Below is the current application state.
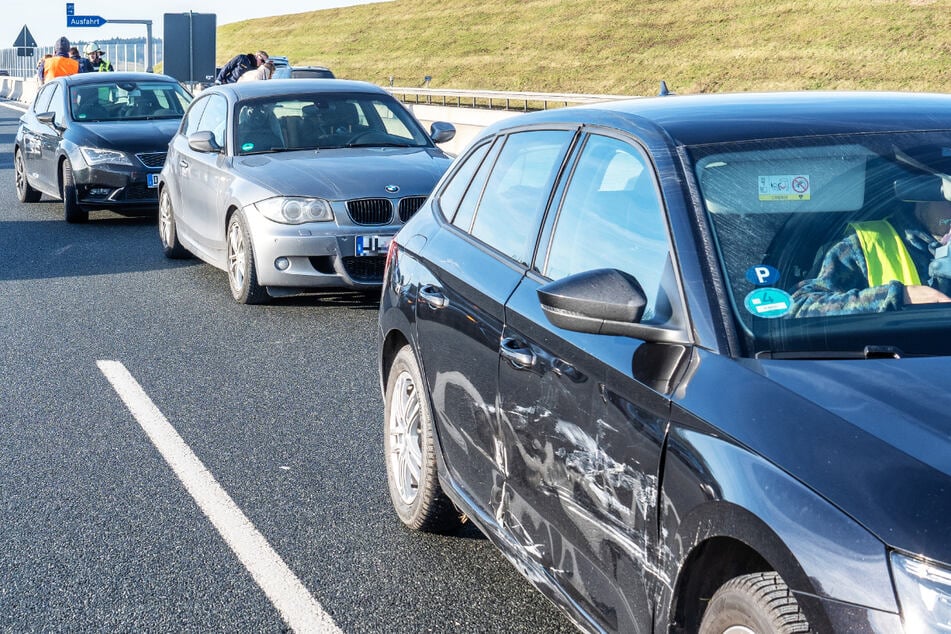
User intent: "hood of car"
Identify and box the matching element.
[232,147,452,199]
[734,355,951,562]
[69,120,181,154]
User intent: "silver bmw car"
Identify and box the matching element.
[158,79,455,303]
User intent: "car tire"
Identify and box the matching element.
[699,572,811,634]
[226,211,269,304]
[158,188,189,259]
[384,345,463,533]
[14,148,41,203]
[61,159,88,224]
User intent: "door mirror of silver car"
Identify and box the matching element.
[36,111,55,125]
[187,130,222,153]
[537,268,689,344]
[430,121,456,144]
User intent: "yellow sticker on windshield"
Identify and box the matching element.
[758,174,811,201]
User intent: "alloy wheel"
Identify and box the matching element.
[387,369,423,505]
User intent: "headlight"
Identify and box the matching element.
[253,197,334,224]
[79,147,133,166]
[892,552,951,632]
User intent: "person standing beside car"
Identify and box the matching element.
[43,36,79,81]
[237,59,275,82]
[215,51,268,84]
[80,43,113,72]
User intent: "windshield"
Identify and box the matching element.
[234,92,432,154]
[69,81,192,122]
[691,131,951,358]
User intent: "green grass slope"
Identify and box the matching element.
[216,0,951,95]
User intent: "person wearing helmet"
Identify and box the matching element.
[80,43,113,73]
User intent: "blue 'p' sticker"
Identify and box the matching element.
[746,264,779,285]
[744,288,792,319]
[241,142,254,152]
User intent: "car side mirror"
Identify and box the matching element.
[36,111,56,125]
[537,268,688,344]
[430,121,455,144]
[187,130,222,153]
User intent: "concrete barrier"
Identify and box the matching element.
[406,103,517,155]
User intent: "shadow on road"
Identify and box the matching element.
[0,215,199,282]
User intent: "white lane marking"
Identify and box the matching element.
[97,360,341,634]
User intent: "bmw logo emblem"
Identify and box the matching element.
[385,184,400,193]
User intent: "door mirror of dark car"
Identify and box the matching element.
[537,268,689,344]
[187,130,222,153]
[430,121,456,144]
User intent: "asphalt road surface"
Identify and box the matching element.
[0,101,576,633]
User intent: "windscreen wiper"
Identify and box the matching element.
[757,345,903,360]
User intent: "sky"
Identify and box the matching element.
[5,0,385,49]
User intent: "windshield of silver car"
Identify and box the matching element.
[234,93,432,154]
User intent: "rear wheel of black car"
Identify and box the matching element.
[700,572,811,634]
[61,159,88,224]
[226,211,268,304]
[384,346,463,533]
[158,188,189,259]
[14,148,41,203]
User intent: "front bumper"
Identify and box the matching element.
[74,162,161,212]
[244,211,397,289]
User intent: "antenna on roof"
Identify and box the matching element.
[658,80,675,96]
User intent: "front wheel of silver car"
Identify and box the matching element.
[226,211,269,304]
[61,159,88,224]
[14,148,41,203]
[158,188,189,259]
[699,572,812,634]
[384,346,463,533]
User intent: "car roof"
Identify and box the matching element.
[206,78,385,100]
[487,91,951,146]
[57,71,181,86]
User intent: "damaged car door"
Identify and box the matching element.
[497,131,680,633]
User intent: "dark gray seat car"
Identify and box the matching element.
[378,91,951,633]
[14,71,192,222]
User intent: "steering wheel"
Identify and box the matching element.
[347,130,393,146]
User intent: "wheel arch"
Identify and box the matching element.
[659,424,898,632]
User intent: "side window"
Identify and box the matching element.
[437,141,492,224]
[469,130,573,264]
[33,83,56,114]
[544,134,670,320]
[182,97,210,137]
[196,95,228,149]
[49,85,67,127]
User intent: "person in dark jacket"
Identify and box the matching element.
[43,36,79,81]
[215,51,268,84]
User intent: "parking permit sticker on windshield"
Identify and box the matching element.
[744,287,792,318]
[241,143,254,152]
[759,174,811,201]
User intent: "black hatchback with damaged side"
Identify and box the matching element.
[378,91,951,633]
[14,71,192,223]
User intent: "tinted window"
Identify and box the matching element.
[182,96,210,137]
[469,130,573,264]
[438,142,491,224]
[545,134,670,320]
[197,95,228,149]
[68,81,191,122]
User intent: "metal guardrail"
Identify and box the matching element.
[388,86,637,111]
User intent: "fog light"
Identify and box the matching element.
[275,257,290,271]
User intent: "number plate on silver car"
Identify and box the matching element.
[355,235,392,256]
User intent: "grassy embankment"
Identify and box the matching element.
[216,0,951,96]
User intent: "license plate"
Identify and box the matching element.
[355,235,392,256]
[147,173,160,188]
